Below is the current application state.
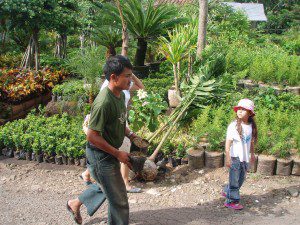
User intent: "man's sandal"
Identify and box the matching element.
[66,201,83,224]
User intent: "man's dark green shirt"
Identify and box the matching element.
[88,87,127,149]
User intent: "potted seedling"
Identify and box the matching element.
[175,143,186,166]
[66,145,75,165]
[187,145,205,170]
[205,123,224,169]
[275,143,293,176]
[272,131,293,176]
[55,143,64,165]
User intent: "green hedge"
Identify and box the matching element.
[225,45,300,85]
[190,90,300,157]
[0,112,86,158]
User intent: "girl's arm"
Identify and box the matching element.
[225,139,233,168]
[250,140,255,164]
[130,73,145,91]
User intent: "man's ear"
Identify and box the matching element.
[110,73,117,81]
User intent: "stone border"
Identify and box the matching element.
[0,92,52,125]
[238,79,300,95]
[1,147,299,176]
[185,146,299,176]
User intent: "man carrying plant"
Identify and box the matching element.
[67,55,138,225]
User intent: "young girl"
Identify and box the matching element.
[223,98,257,210]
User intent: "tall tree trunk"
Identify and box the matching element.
[32,29,40,71]
[21,29,40,70]
[173,64,181,97]
[55,34,61,58]
[80,34,85,50]
[106,45,117,58]
[21,36,33,69]
[55,33,67,59]
[1,31,6,52]
[115,0,129,56]
[196,0,208,59]
[0,18,6,51]
[134,38,147,66]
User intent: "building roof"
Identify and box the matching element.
[154,1,267,22]
[223,2,267,21]
[155,0,195,5]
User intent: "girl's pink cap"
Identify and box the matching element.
[233,99,255,116]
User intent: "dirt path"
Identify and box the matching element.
[1,156,300,225]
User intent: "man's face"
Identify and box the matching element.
[111,67,132,91]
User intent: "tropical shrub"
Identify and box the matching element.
[66,46,105,103]
[0,68,67,103]
[40,54,67,70]
[129,90,168,132]
[52,79,88,102]
[0,53,23,68]
[142,77,173,102]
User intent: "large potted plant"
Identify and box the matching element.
[256,111,277,175]
[159,24,197,106]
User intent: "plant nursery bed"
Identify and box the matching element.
[0,91,52,125]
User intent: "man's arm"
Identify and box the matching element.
[87,129,132,168]
[125,126,138,141]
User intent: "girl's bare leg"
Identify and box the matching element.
[121,163,131,190]
[81,168,91,182]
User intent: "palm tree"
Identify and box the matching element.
[159,24,197,96]
[92,26,122,58]
[104,0,184,66]
[196,0,208,58]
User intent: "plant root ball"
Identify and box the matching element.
[141,159,158,181]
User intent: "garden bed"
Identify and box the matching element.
[0,91,52,125]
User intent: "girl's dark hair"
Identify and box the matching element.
[103,55,133,81]
[236,116,258,144]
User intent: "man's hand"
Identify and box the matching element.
[116,151,132,169]
[129,132,138,142]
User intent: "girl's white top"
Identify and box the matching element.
[101,79,131,107]
[226,121,252,162]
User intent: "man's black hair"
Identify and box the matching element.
[103,55,133,81]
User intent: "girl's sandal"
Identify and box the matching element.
[66,201,83,224]
[79,174,93,186]
[224,202,244,210]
